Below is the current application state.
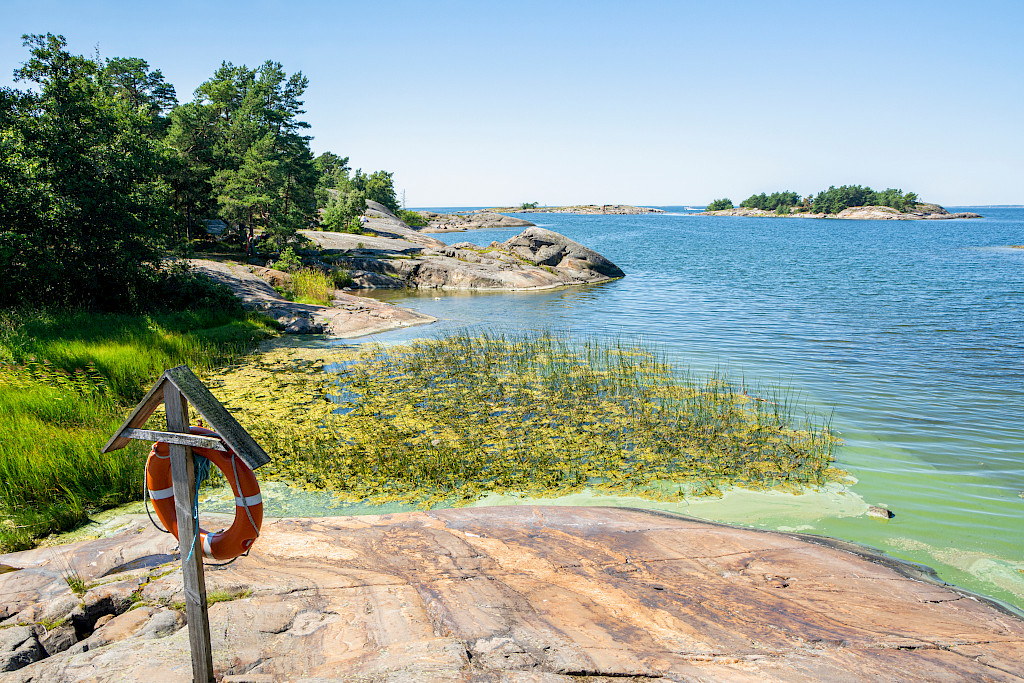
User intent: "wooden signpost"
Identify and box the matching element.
[102,366,269,683]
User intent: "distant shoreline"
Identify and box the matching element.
[491,204,665,215]
[701,204,982,221]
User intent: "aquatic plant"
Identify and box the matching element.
[206,332,843,508]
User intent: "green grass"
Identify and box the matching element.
[0,309,277,551]
[206,331,843,508]
[290,268,335,306]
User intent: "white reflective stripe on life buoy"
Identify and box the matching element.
[202,532,214,559]
[234,493,263,507]
[148,487,175,500]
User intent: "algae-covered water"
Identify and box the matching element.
[344,206,1024,611]
[194,207,1024,612]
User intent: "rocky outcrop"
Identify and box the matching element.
[701,207,794,218]
[502,226,625,279]
[1,507,1021,681]
[188,259,435,336]
[835,205,982,220]
[302,208,626,291]
[420,210,534,233]
[703,204,982,220]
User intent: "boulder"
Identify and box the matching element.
[39,624,77,657]
[248,266,291,288]
[0,626,43,672]
[349,270,406,289]
[500,227,625,279]
[283,317,322,335]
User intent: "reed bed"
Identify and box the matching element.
[208,331,843,508]
[0,309,276,550]
[289,268,335,306]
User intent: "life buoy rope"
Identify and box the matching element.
[145,426,263,561]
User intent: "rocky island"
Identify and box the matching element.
[703,203,982,220]
[492,204,665,215]
[702,186,981,220]
[419,210,535,233]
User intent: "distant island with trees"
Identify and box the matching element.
[705,185,981,220]
[493,204,665,215]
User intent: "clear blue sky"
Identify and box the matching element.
[3,0,1022,206]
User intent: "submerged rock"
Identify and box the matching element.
[867,505,894,519]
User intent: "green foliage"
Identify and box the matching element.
[310,149,403,231]
[352,169,400,214]
[313,151,350,208]
[870,187,919,212]
[706,198,734,211]
[320,190,366,231]
[740,191,800,212]
[180,60,317,247]
[100,56,176,127]
[720,186,922,215]
[0,308,275,550]
[153,263,246,313]
[270,246,302,272]
[397,209,427,227]
[520,202,539,209]
[1,34,170,310]
[206,588,252,605]
[289,268,335,305]
[331,268,354,289]
[811,185,919,214]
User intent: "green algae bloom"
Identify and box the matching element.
[205,332,844,507]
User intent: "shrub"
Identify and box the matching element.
[152,265,244,314]
[332,269,354,289]
[397,209,427,227]
[706,198,734,211]
[271,246,302,272]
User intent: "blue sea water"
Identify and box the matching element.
[356,206,1024,610]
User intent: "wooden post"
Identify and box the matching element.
[164,382,215,682]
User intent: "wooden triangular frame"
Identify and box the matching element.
[102,365,270,470]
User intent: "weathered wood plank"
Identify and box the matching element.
[122,428,227,451]
[165,384,215,683]
[101,377,168,453]
[164,365,270,470]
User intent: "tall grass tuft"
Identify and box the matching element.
[0,309,277,551]
[290,268,335,306]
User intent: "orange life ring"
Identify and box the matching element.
[145,426,263,561]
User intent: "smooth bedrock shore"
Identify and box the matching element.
[1,506,1021,681]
